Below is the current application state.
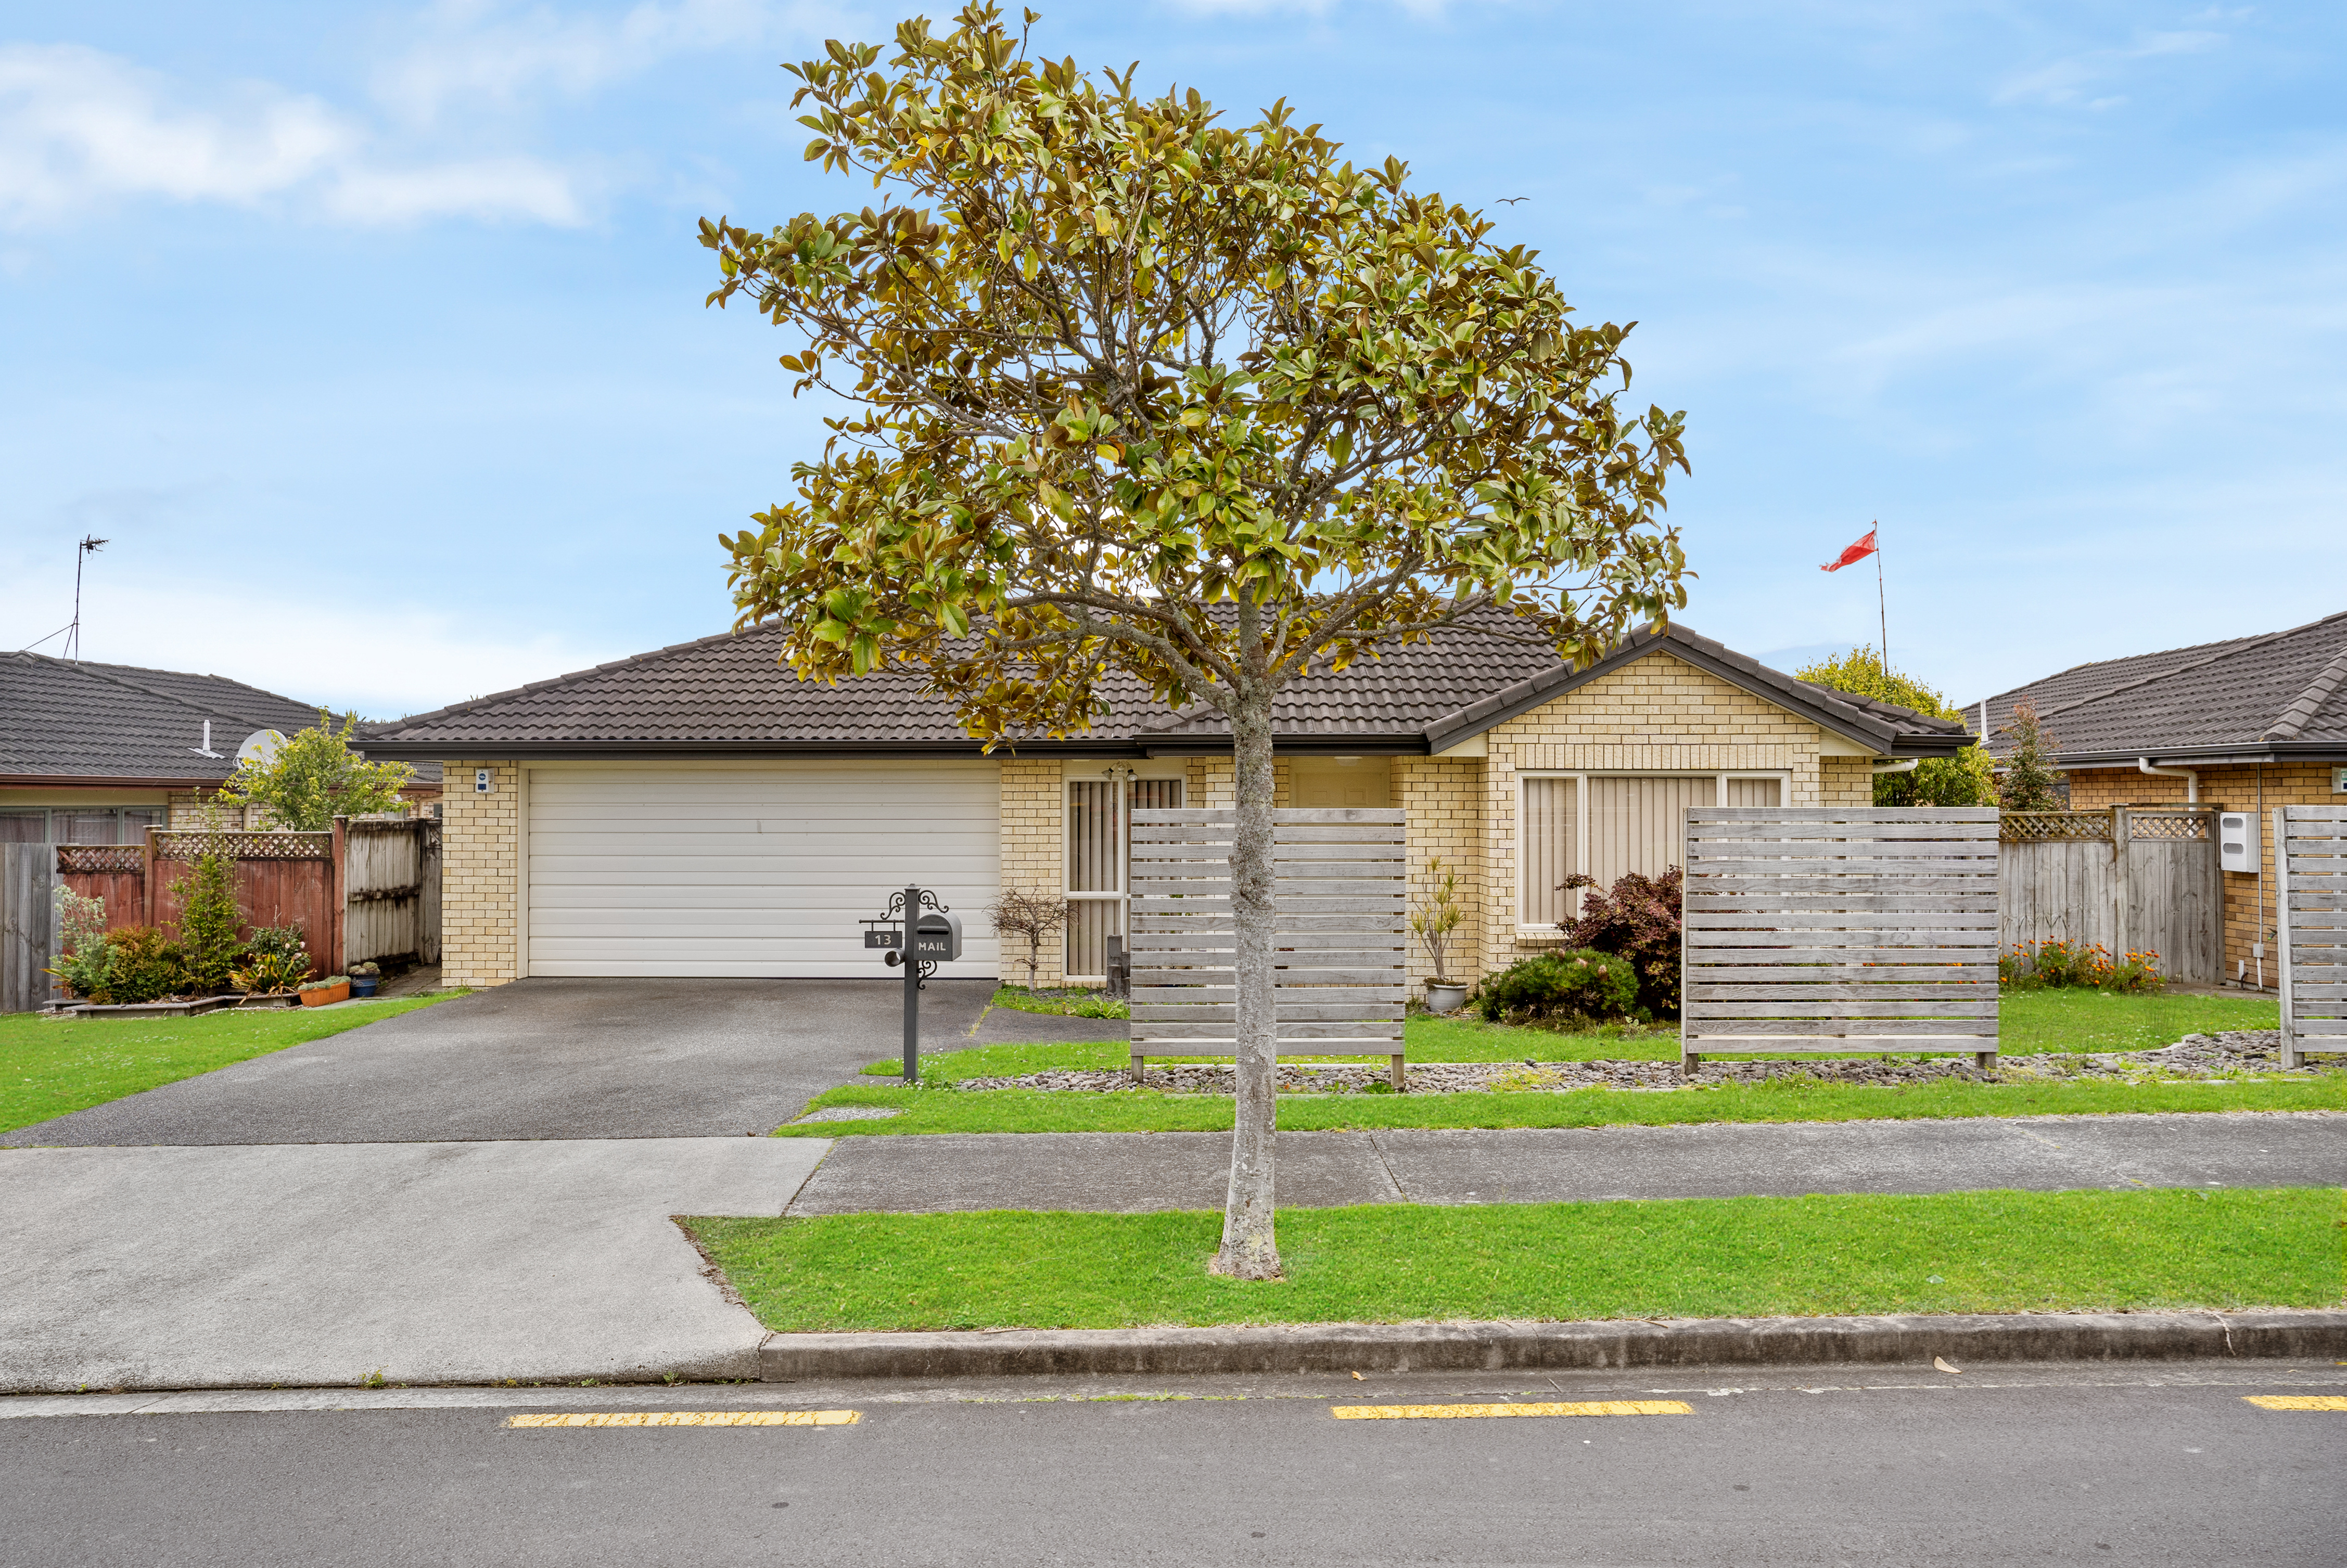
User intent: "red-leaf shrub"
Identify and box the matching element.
[1557,867,1683,1018]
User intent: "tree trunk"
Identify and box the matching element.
[1213,661,1282,1280]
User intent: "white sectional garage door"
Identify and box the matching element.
[526,762,1000,979]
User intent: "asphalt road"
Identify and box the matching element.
[1,978,1002,1145]
[4,1361,2340,1566]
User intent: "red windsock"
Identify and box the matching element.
[1820,527,1877,572]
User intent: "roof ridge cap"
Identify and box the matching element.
[2265,639,2347,741]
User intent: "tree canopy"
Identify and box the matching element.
[1795,646,1995,808]
[703,4,1689,735]
[219,712,415,831]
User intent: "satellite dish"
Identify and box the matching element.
[236,730,287,767]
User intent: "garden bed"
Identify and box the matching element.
[53,995,241,1020]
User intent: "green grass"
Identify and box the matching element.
[0,994,464,1133]
[1997,987,2281,1054]
[683,1186,2342,1332]
[988,985,1129,1019]
[784,1071,2347,1137]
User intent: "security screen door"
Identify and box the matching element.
[1065,775,1186,983]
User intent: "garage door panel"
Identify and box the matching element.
[527,763,999,978]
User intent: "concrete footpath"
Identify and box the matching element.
[784,1111,2347,1215]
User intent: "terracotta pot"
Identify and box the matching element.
[299,981,351,1008]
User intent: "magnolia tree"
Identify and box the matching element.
[703,5,1690,1279]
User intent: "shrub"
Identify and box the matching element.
[170,844,248,995]
[2000,940,2164,994]
[1998,700,2067,813]
[1557,867,1683,1017]
[46,886,115,1001]
[1475,948,1641,1025]
[101,926,192,1005]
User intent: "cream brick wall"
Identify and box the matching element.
[440,760,519,987]
[996,754,1064,987]
[1477,650,1851,973]
[1397,755,1485,988]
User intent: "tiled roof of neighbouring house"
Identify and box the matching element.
[360,612,1973,759]
[0,652,442,785]
[1972,610,2347,765]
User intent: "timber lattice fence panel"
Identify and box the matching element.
[1682,807,2001,1070]
[1127,807,1408,1086]
[2275,806,2347,1069]
[1998,807,2220,984]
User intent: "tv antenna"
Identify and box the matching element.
[63,535,107,661]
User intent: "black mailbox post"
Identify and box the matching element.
[866,885,952,1083]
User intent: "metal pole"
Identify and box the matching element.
[903,883,922,1084]
[1874,521,1887,674]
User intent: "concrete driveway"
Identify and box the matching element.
[1,978,998,1146]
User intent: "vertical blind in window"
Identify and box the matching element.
[1064,777,1187,981]
[1521,774,1784,925]
[1519,776,1578,927]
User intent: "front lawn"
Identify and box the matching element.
[684,1186,2337,1333]
[783,1072,2346,1137]
[0,994,464,1133]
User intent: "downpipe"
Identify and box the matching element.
[2138,756,2199,803]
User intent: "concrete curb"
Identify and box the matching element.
[758,1309,2347,1380]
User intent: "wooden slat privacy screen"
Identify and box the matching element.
[1681,807,2001,1069]
[1127,807,1408,1084]
[2275,806,2347,1069]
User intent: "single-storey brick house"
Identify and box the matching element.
[1,651,441,844]
[1977,609,2347,989]
[361,619,1969,991]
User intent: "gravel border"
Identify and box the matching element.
[957,1031,2337,1095]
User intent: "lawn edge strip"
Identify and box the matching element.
[756,1308,2347,1381]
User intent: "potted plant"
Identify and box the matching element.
[299,975,351,1008]
[1411,856,1470,1013]
[347,960,382,998]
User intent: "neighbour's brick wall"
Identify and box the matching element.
[1477,649,1846,974]
[440,760,519,988]
[1397,755,1486,989]
[2059,762,2345,989]
[995,754,1064,988]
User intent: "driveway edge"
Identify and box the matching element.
[758,1308,2347,1380]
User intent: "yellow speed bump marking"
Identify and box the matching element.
[506,1410,859,1429]
[1332,1400,1692,1421]
[2242,1396,2347,1412]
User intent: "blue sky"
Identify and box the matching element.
[3,1,2340,721]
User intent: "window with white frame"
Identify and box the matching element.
[1517,772,1784,928]
[1064,773,1187,982]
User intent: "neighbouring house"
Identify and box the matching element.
[1976,609,2347,988]
[0,651,443,845]
[359,616,1969,992]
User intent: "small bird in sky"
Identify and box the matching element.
[1497,196,1527,205]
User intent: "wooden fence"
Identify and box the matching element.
[3,817,447,1009]
[345,816,442,967]
[1681,806,2002,1070]
[1,842,59,1013]
[1997,807,2221,983]
[1127,807,1409,1086]
[2275,805,2347,1069]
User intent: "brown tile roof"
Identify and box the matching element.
[1973,610,2347,765]
[0,652,440,785]
[362,614,1971,759]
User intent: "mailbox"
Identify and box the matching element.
[911,910,962,962]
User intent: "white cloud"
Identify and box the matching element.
[1994,28,2225,108]
[374,0,861,123]
[0,42,587,228]
[8,571,630,718]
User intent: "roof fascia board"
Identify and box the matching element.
[2058,745,2347,768]
[0,772,226,789]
